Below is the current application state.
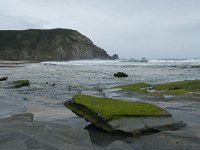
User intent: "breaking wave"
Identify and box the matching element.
[42,58,200,66]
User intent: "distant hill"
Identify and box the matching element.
[0,28,118,61]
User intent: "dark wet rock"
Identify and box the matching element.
[0,76,8,81]
[0,113,93,150]
[114,72,128,78]
[13,80,30,88]
[65,94,184,135]
[51,83,56,86]
[23,98,28,100]
[111,54,119,60]
[191,65,200,68]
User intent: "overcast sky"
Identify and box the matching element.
[0,0,200,59]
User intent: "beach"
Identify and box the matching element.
[0,59,200,149]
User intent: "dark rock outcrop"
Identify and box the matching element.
[0,76,8,81]
[0,28,118,61]
[114,72,128,78]
[111,54,119,60]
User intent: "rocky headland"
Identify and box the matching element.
[0,28,118,61]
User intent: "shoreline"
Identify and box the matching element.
[0,60,39,64]
[0,61,40,67]
[0,61,200,149]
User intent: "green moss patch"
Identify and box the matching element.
[152,80,200,94]
[114,82,151,93]
[114,80,200,95]
[13,80,30,88]
[71,94,170,120]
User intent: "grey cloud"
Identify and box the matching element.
[0,14,47,29]
[0,0,200,58]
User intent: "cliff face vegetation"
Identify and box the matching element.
[0,28,118,61]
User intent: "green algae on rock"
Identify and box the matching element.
[65,94,184,134]
[65,94,178,133]
[13,80,30,88]
[71,94,171,120]
[152,80,200,94]
[114,82,151,94]
[114,80,200,95]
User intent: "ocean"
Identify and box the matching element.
[41,58,200,85]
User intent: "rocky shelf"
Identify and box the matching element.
[65,94,186,134]
[114,80,200,96]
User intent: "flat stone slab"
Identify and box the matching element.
[108,116,175,133]
[114,80,200,96]
[65,94,185,134]
[0,113,93,150]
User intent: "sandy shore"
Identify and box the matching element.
[0,60,36,64]
[0,60,39,67]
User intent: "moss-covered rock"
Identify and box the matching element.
[64,94,182,134]
[13,80,30,88]
[114,82,151,93]
[152,80,200,94]
[72,94,170,120]
[114,72,128,78]
[114,80,200,96]
[0,76,8,81]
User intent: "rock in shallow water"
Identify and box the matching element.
[114,80,200,96]
[114,72,128,78]
[65,94,185,135]
[0,76,8,81]
[13,80,30,88]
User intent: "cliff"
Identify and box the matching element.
[0,28,118,61]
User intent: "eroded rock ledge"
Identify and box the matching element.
[114,80,200,96]
[65,94,186,135]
